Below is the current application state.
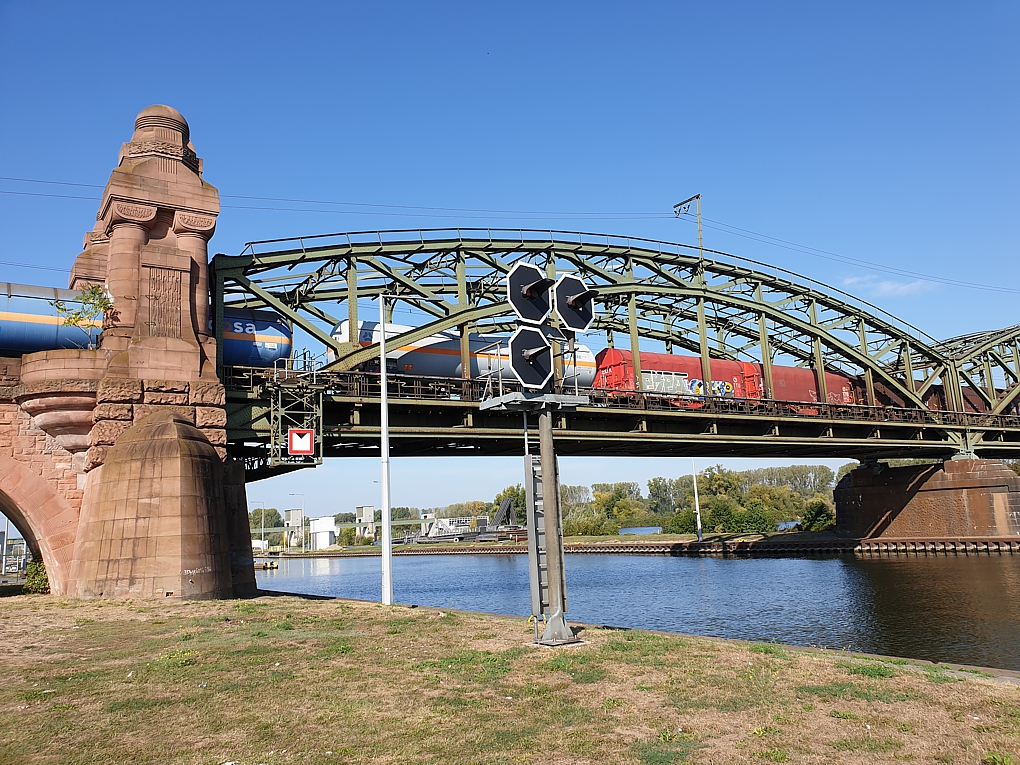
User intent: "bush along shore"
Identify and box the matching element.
[1,594,1018,764]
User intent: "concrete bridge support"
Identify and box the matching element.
[0,105,254,598]
[835,459,1020,538]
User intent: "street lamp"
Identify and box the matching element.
[376,293,445,607]
[378,295,395,606]
[289,493,305,553]
[691,457,704,542]
[251,501,265,553]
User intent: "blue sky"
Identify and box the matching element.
[1,2,1018,525]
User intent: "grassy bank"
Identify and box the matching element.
[1,595,1017,764]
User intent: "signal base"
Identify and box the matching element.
[478,392,589,412]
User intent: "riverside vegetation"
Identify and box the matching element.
[252,464,851,546]
[1,593,1018,764]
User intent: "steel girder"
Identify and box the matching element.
[933,325,1020,415]
[211,228,983,414]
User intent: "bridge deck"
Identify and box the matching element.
[223,367,1020,477]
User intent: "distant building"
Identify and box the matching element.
[356,505,376,539]
[309,516,338,550]
[283,508,304,549]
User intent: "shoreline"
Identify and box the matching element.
[257,588,1020,680]
[258,534,1020,559]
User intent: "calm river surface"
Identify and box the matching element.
[256,553,1020,670]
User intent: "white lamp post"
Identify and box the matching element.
[376,293,445,607]
[692,457,703,542]
[378,296,394,606]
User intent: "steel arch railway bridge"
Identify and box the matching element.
[8,105,1017,601]
[210,228,1020,478]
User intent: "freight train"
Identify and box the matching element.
[219,309,292,367]
[0,282,292,367]
[594,347,858,405]
[590,347,1005,414]
[6,278,989,415]
[330,320,598,386]
[0,283,102,354]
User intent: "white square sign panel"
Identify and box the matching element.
[287,428,315,456]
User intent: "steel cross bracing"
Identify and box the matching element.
[210,229,1020,474]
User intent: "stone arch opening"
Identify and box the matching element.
[0,502,40,569]
[0,455,79,595]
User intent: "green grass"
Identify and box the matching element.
[749,643,790,659]
[540,652,607,683]
[754,748,790,762]
[631,737,700,764]
[835,659,897,678]
[796,680,917,703]
[831,735,904,753]
[0,594,1011,765]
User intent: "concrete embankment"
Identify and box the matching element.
[266,535,1020,560]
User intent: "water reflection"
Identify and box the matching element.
[257,553,1020,670]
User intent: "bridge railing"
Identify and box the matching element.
[223,366,1020,431]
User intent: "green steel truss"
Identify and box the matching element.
[210,229,1020,469]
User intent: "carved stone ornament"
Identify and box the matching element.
[83,230,110,247]
[173,210,217,235]
[125,140,200,172]
[110,201,158,226]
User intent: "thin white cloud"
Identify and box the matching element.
[842,275,935,298]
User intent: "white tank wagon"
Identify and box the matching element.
[330,320,597,387]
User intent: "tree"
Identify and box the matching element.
[491,484,527,523]
[334,512,356,524]
[835,462,859,485]
[51,283,112,347]
[664,509,697,534]
[591,482,642,500]
[736,465,835,496]
[742,484,804,522]
[647,476,683,515]
[706,496,742,533]
[701,466,743,500]
[561,485,592,515]
[563,501,620,536]
[800,498,835,531]
[24,558,50,594]
[741,503,778,534]
[339,528,357,546]
[249,507,283,546]
[435,500,487,518]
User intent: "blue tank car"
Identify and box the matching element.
[0,282,102,354]
[220,309,293,367]
[0,283,292,367]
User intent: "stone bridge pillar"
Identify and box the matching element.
[0,106,254,598]
[835,458,1020,538]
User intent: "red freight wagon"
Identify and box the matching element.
[593,348,857,405]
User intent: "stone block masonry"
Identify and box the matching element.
[0,105,254,599]
[835,459,1020,538]
[87,379,225,471]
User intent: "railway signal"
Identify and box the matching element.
[509,325,554,390]
[506,262,554,326]
[552,274,597,333]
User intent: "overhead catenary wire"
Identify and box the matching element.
[2,174,1018,294]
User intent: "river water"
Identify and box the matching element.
[256,553,1020,671]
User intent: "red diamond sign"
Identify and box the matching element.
[287,428,315,456]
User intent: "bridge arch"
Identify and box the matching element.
[213,229,988,414]
[0,454,79,594]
